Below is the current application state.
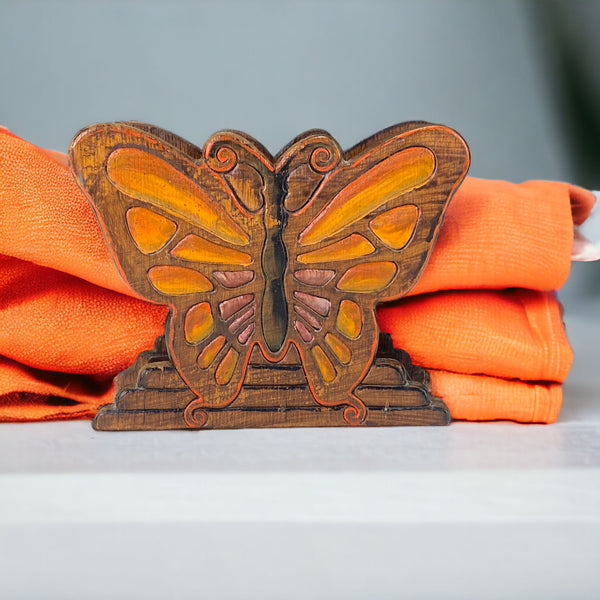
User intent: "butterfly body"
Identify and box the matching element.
[259,174,288,354]
[70,121,469,427]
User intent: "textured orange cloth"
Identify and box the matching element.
[377,290,571,423]
[0,128,595,423]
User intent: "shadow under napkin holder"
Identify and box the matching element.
[69,121,470,430]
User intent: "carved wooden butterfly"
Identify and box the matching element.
[69,121,469,426]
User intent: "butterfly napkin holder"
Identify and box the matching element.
[69,121,470,430]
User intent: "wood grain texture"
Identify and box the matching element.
[69,121,470,431]
[93,334,450,430]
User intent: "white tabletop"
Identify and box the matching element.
[1,308,599,600]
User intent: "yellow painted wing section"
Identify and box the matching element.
[369,204,419,250]
[336,262,398,292]
[184,302,214,344]
[148,266,214,295]
[126,207,177,254]
[171,234,252,265]
[335,300,362,339]
[297,234,374,263]
[107,148,250,246]
[299,147,434,246]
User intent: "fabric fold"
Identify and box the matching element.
[0,129,131,296]
[0,355,114,421]
[0,255,167,376]
[429,370,563,424]
[412,177,593,295]
[377,289,573,383]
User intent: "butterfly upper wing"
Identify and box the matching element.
[279,123,470,423]
[69,122,271,410]
[286,123,469,301]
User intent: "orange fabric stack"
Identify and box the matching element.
[0,127,595,423]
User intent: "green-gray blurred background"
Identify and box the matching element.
[1,0,599,298]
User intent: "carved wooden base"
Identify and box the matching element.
[93,334,450,430]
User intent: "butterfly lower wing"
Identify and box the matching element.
[69,123,268,408]
[281,123,470,423]
[168,294,259,427]
[288,288,379,424]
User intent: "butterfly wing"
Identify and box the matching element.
[69,123,272,416]
[279,122,470,423]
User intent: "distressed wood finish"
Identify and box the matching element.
[69,121,470,431]
[94,333,450,430]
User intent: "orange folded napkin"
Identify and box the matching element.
[378,289,571,423]
[0,127,595,423]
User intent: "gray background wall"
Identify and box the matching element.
[1,0,599,297]
[0,0,578,179]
